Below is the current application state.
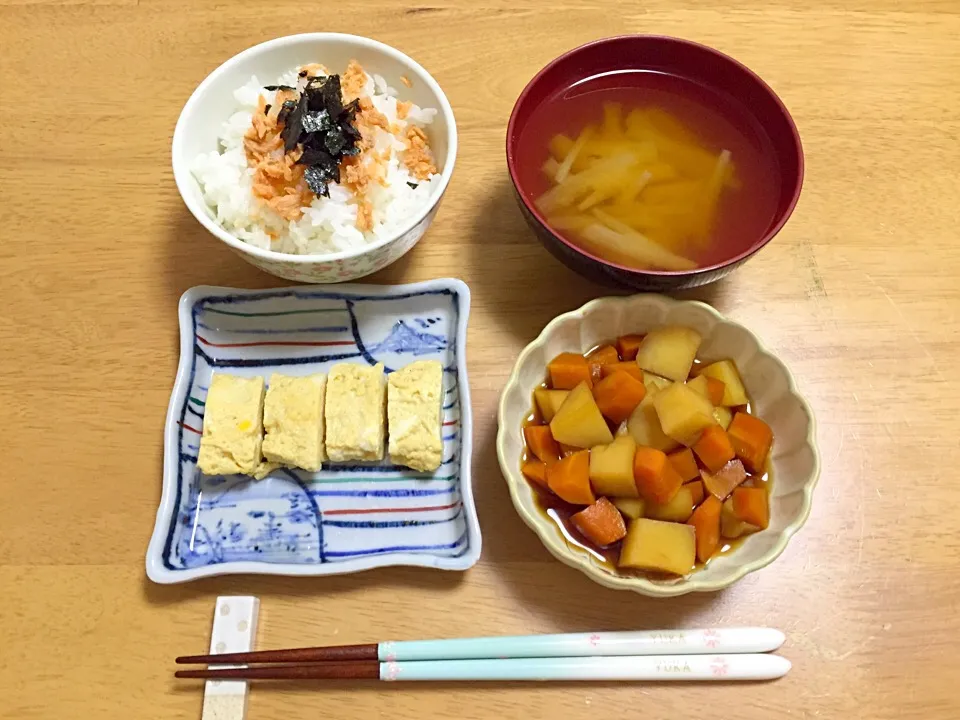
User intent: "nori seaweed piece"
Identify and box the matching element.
[305,76,330,112]
[321,75,344,118]
[301,110,331,134]
[276,99,297,126]
[297,146,335,168]
[304,165,330,197]
[263,104,271,116]
[341,98,361,119]
[342,122,362,142]
[323,129,347,156]
[273,73,361,196]
[263,84,295,91]
[281,93,308,152]
[407,182,418,189]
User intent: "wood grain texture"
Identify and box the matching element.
[2,1,960,718]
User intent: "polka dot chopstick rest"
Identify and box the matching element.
[201,597,260,720]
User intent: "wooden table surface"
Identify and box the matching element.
[3,1,960,718]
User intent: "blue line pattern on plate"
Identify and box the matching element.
[196,321,351,335]
[161,286,467,572]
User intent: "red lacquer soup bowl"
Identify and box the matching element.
[506,36,804,291]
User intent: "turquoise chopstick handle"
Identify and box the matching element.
[377,628,784,661]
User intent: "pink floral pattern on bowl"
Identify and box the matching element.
[233,206,438,283]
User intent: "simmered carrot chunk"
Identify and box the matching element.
[600,361,644,381]
[616,334,645,361]
[732,486,769,529]
[633,446,683,504]
[548,352,592,390]
[727,412,773,472]
[523,425,560,465]
[692,425,736,473]
[688,495,722,563]
[546,450,595,505]
[521,459,548,487]
[686,479,705,506]
[587,345,620,365]
[703,376,726,406]
[592,371,647,424]
[572,496,628,546]
[667,448,699,482]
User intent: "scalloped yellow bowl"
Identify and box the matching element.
[496,295,820,597]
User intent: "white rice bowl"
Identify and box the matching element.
[190,66,442,256]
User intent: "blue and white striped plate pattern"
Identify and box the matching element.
[146,279,479,583]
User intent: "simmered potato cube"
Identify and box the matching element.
[643,372,672,395]
[652,382,716,445]
[534,388,569,423]
[698,360,749,406]
[634,326,702,382]
[613,497,646,519]
[645,484,696,522]
[713,405,733,430]
[589,435,639,497]
[549,382,614,448]
[619,518,696,575]
[626,397,679,452]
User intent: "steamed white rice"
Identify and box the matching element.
[191,67,442,255]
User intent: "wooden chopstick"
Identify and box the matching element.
[176,662,379,681]
[176,627,784,666]
[176,643,377,665]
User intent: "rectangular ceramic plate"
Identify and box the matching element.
[146,279,479,583]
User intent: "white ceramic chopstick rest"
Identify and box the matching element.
[202,596,260,720]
